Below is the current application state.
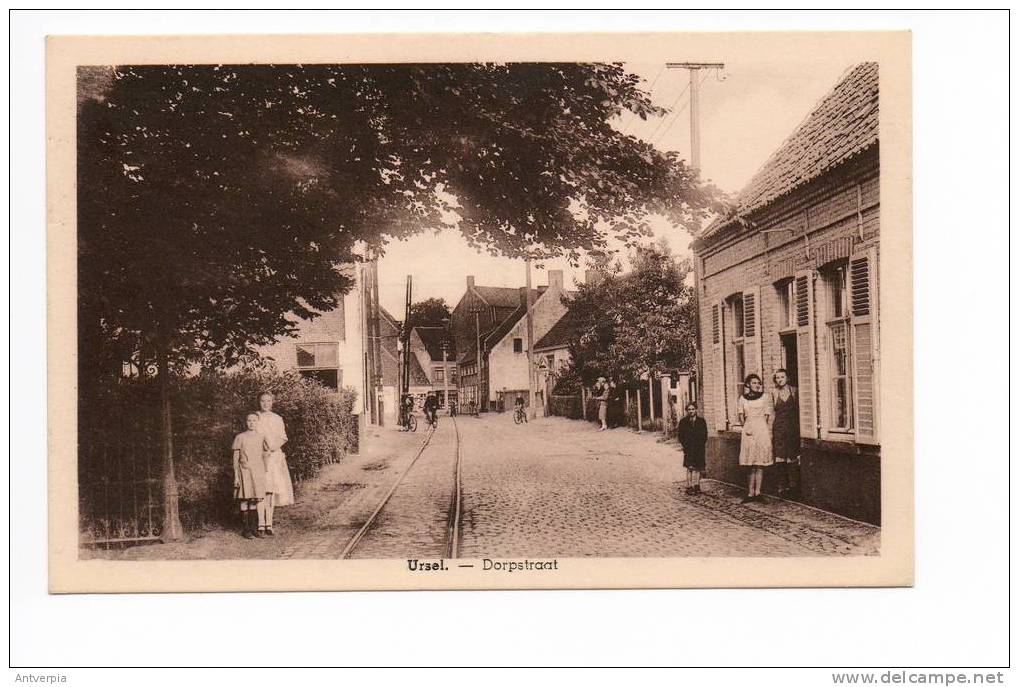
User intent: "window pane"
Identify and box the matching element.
[828,320,853,429]
[314,343,339,367]
[300,368,339,391]
[830,265,847,318]
[296,345,316,368]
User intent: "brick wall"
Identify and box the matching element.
[694,155,881,524]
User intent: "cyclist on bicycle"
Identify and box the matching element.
[399,393,415,431]
[514,395,527,424]
[423,392,439,427]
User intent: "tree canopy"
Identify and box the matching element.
[78,63,720,375]
[406,298,453,331]
[563,241,696,386]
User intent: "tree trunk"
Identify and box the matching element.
[625,388,631,427]
[648,373,656,432]
[581,386,587,420]
[636,387,643,432]
[157,343,184,542]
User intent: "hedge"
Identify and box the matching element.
[79,367,359,533]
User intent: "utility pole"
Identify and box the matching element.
[402,275,412,396]
[473,308,483,414]
[665,62,724,170]
[524,256,537,420]
[442,318,451,412]
[667,62,724,410]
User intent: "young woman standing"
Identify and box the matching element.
[737,374,774,503]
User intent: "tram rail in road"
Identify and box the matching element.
[339,416,463,560]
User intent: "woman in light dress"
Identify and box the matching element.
[737,373,774,503]
[256,391,295,535]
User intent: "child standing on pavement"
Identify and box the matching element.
[677,402,708,495]
[232,412,269,539]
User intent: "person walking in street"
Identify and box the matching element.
[232,412,269,539]
[257,391,294,536]
[594,377,610,431]
[677,401,708,495]
[770,369,801,499]
[737,373,774,503]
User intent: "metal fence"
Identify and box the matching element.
[79,438,163,547]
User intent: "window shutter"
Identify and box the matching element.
[711,302,727,430]
[741,287,762,377]
[795,270,818,439]
[850,247,879,444]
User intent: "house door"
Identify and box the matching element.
[780,332,799,387]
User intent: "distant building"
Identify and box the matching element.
[407,326,457,408]
[257,263,368,417]
[533,308,581,410]
[692,62,881,524]
[450,271,570,412]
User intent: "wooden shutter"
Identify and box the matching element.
[711,302,727,430]
[741,287,762,377]
[794,270,818,439]
[850,247,879,443]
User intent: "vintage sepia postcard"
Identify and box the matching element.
[47,30,913,592]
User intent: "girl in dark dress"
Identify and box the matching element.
[677,402,708,495]
[770,369,801,498]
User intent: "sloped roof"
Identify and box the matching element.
[484,305,527,350]
[473,285,543,309]
[408,354,431,387]
[413,326,456,361]
[702,62,879,239]
[534,309,582,352]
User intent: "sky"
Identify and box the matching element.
[376,56,855,318]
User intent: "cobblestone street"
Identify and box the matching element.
[87,413,878,561]
[457,414,878,558]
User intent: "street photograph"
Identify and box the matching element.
[53,31,909,588]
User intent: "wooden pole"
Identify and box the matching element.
[648,372,656,432]
[524,257,537,420]
[636,386,643,432]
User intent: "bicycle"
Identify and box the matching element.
[513,406,527,425]
[426,410,439,429]
[400,410,418,432]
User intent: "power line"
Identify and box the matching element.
[652,69,710,147]
[620,64,666,136]
[646,80,691,144]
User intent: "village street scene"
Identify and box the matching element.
[78,57,882,561]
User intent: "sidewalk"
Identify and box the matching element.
[81,423,431,561]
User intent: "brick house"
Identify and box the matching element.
[450,271,567,411]
[692,62,881,524]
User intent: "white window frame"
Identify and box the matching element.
[295,341,342,391]
[817,262,856,440]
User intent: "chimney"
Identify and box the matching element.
[548,270,564,291]
[519,286,529,307]
[467,275,475,289]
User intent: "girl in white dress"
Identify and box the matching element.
[737,374,774,503]
[256,391,295,535]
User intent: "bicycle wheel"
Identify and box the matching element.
[409,416,417,432]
